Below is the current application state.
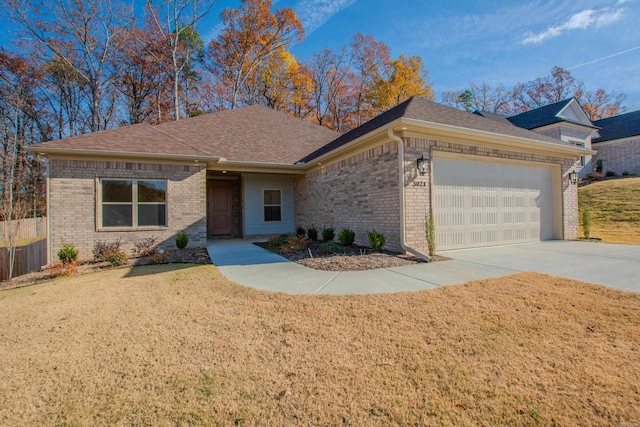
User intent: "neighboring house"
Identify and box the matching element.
[476,98,599,178]
[591,110,640,176]
[28,98,591,262]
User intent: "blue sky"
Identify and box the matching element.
[2,0,639,111]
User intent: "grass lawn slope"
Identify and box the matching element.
[579,177,640,244]
[1,264,639,426]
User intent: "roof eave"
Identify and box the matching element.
[26,146,218,162]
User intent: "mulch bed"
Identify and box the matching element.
[0,248,211,291]
[255,240,447,272]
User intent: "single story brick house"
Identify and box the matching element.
[591,110,640,176]
[28,98,592,263]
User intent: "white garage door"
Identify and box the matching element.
[433,156,555,250]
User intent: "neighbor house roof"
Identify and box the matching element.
[472,110,513,125]
[506,98,597,130]
[30,105,341,164]
[592,110,640,143]
[299,97,584,163]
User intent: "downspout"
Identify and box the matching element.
[35,155,51,266]
[387,128,430,261]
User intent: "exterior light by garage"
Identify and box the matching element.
[416,154,429,176]
[569,170,578,185]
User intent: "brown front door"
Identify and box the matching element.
[209,181,233,235]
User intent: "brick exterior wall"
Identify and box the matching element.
[49,158,207,261]
[592,138,640,176]
[294,136,579,253]
[294,143,401,249]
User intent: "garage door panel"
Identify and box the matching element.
[433,156,555,250]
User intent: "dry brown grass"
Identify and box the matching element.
[1,265,639,426]
[579,177,640,244]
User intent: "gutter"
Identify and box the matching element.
[25,146,219,163]
[387,128,431,262]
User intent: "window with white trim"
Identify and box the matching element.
[263,189,281,222]
[101,179,167,227]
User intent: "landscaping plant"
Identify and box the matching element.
[322,227,335,242]
[337,228,355,246]
[58,240,79,264]
[296,226,306,237]
[583,208,591,239]
[321,241,346,254]
[131,235,159,257]
[425,210,436,256]
[176,231,189,249]
[307,227,318,241]
[367,230,385,251]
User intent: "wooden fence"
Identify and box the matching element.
[0,217,47,241]
[0,239,48,281]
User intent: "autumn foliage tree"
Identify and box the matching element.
[204,0,304,110]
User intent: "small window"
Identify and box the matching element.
[264,190,281,222]
[101,179,167,227]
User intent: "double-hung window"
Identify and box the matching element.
[263,189,281,222]
[101,179,167,227]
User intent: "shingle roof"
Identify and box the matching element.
[156,105,340,164]
[592,110,640,143]
[506,99,575,129]
[299,97,579,163]
[31,105,341,164]
[472,110,513,125]
[31,122,210,158]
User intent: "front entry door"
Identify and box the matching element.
[209,181,233,235]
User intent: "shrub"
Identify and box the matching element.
[50,260,78,277]
[605,170,617,177]
[425,211,436,256]
[295,226,306,237]
[93,238,122,262]
[583,209,591,239]
[279,235,306,254]
[307,226,318,241]
[175,231,189,249]
[585,172,604,182]
[367,230,385,251]
[104,251,128,267]
[267,234,288,248]
[149,251,168,264]
[322,227,335,242]
[131,235,159,257]
[321,241,346,254]
[58,240,79,264]
[596,159,603,173]
[622,170,631,176]
[337,228,356,246]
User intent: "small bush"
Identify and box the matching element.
[322,227,335,242]
[583,209,591,239]
[58,240,79,264]
[176,231,189,249]
[321,241,346,254]
[596,159,603,173]
[50,260,78,277]
[279,235,306,254]
[131,235,159,257]
[104,251,128,267]
[295,226,306,237]
[267,234,288,248]
[307,227,318,241]
[367,230,385,251]
[605,170,617,177]
[93,238,122,262]
[622,170,631,176]
[149,251,168,264]
[425,211,436,256]
[585,172,604,182]
[337,228,356,246]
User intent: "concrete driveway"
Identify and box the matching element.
[440,240,640,292]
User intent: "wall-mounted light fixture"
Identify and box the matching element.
[569,170,578,185]
[416,154,429,176]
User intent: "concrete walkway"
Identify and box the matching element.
[207,239,516,295]
[207,239,640,295]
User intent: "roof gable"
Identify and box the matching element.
[507,98,594,130]
[592,110,640,143]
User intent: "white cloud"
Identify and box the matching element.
[523,7,625,45]
[293,0,356,35]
